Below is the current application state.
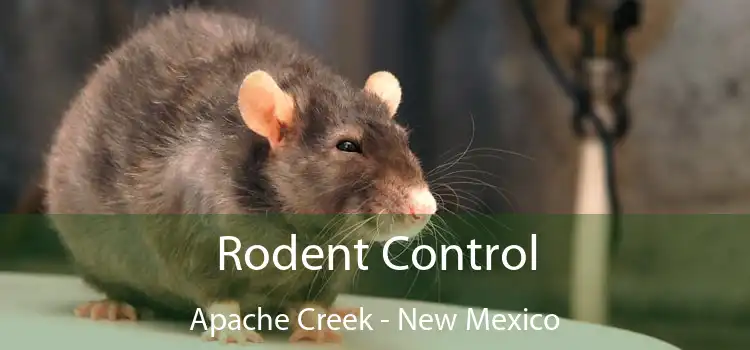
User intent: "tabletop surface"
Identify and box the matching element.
[0,272,679,350]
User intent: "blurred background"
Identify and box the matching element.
[1,0,749,349]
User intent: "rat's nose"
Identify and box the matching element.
[407,187,437,220]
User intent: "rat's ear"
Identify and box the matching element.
[237,70,295,148]
[364,71,401,118]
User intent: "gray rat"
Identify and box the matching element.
[43,8,437,344]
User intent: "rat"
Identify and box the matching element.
[43,8,438,345]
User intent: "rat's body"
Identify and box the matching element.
[44,9,437,344]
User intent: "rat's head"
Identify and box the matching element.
[237,69,437,243]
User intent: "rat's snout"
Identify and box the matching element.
[367,186,437,242]
[406,187,437,221]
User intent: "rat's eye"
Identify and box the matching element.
[336,140,361,153]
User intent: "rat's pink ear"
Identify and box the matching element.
[364,71,401,118]
[237,70,295,148]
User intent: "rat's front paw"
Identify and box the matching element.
[289,327,343,344]
[289,304,348,344]
[74,299,137,321]
[201,328,264,344]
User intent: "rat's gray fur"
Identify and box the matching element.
[44,9,430,320]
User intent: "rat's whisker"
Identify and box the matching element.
[426,114,476,179]
[311,214,376,301]
[403,230,427,298]
[352,210,383,289]
[429,218,457,246]
[427,150,526,181]
[432,229,442,302]
[432,183,462,211]
[306,214,349,300]
[435,176,516,212]
[431,168,505,184]
[440,188,494,213]
[434,204,496,244]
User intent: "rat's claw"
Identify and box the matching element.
[289,328,343,344]
[202,329,264,344]
[74,299,137,321]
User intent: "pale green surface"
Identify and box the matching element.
[0,272,679,350]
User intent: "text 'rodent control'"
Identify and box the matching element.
[219,234,537,271]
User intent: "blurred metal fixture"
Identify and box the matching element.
[519,0,640,324]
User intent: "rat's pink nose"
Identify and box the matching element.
[407,187,437,219]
